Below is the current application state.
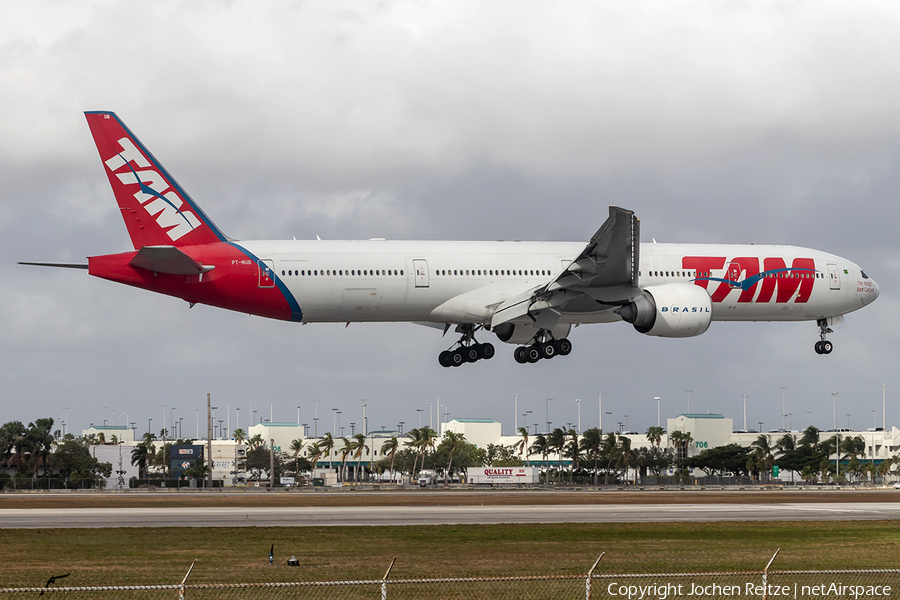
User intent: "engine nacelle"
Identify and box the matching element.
[616,283,712,338]
[492,321,572,345]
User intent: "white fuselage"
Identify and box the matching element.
[237,240,878,325]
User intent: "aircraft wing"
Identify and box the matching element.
[491,206,642,331]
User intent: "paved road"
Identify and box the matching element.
[2,502,899,528]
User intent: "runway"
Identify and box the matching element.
[2,502,899,528]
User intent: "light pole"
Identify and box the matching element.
[685,390,692,413]
[431,400,436,429]
[742,395,748,431]
[624,415,629,432]
[806,411,812,428]
[360,400,367,436]
[546,398,553,433]
[575,399,582,432]
[417,409,423,428]
[297,406,301,426]
[270,402,273,423]
[514,394,518,434]
[883,384,886,430]
[598,393,602,431]
[780,387,787,431]
[846,414,851,429]
[235,407,240,433]
[832,393,838,431]
[332,408,338,436]
[655,397,661,427]
[314,400,319,437]
[873,410,877,430]
[148,418,152,439]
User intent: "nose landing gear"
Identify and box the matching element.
[815,319,834,354]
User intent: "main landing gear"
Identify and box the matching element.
[814,318,834,355]
[513,332,573,364]
[438,325,496,368]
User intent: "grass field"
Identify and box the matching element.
[3,520,900,588]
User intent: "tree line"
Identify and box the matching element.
[686,426,894,484]
[0,419,112,488]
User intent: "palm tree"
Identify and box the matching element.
[232,428,247,444]
[616,436,636,483]
[547,428,566,483]
[645,426,665,448]
[564,429,582,484]
[513,427,530,463]
[799,426,820,450]
[306,442,323,476]
[131,442,153,479]
[417,427,438,474]
[581,428,603,485]
[380,436,400,483]
[338,437,352,482]
[751,434,775,481]
[442,431,465,484]
[319,432,335,470]
[529,434,550,484]
[349,434,369,482]
[290,438,305,477]
[405,428,423,477]
[669,430,693,470]
[602,431,619,484]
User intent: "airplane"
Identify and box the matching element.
[22,111,880,367]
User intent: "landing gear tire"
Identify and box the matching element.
[514,346,529,364]
[450,349,465,367]
[464,344,481,363]
[525,345,542,363]
[815,340,834,355]
[438,350,453,367]
[479,343,495,360]
[557,338,572,355]
[539,341,557,359]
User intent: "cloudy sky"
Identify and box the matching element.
[2,1,898,441]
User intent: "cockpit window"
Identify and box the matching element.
[861,270,869,279]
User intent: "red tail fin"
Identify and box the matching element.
[85,111,227,249]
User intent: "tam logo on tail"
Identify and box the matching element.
[85,111,226,249]
[104,136,201,242]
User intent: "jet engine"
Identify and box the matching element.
[615,283,712,338]
[492,321,572,345]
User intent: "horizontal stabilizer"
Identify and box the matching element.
[129,246,214,275]
[19,262,88,270]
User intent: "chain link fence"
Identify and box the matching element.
[2,554,899,600]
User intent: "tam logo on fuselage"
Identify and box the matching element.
[104,137,201,241]
[683,256,817,304]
